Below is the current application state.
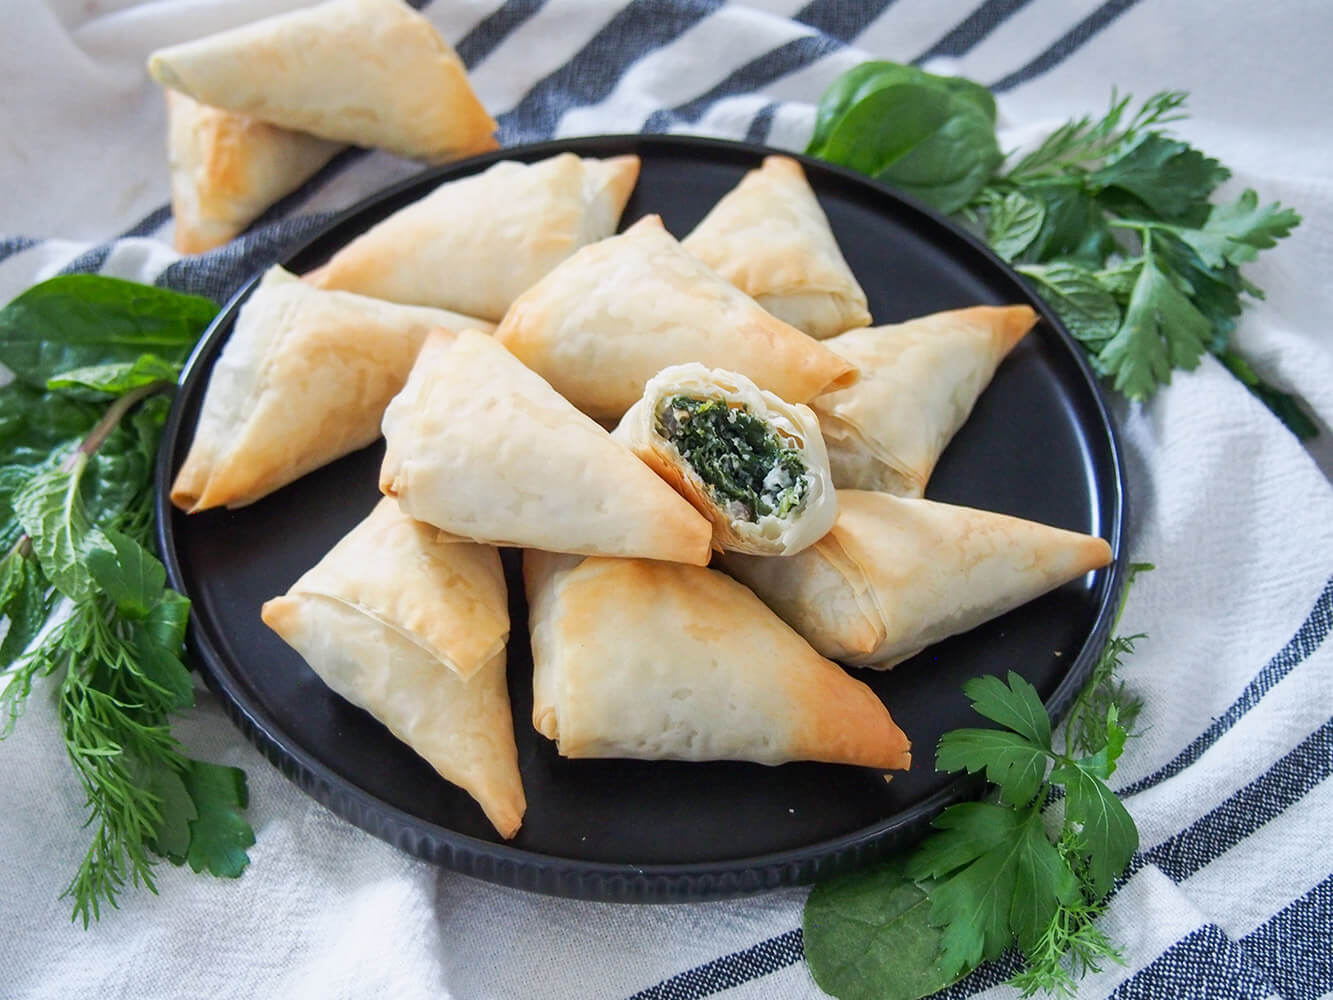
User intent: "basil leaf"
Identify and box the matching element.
[0,275,214,389]
[817,82,1001,214]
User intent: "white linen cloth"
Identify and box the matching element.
[2,1,1332,997]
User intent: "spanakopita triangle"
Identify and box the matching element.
[148,0,497,162]
[722,490,1113,668]
[379,331,714,565]
[682,155,871,339]
[815,305,1038,496]
[305,152,640,321]
[164,91,344,254]
[262,499,524,838]
[171,265,494,513]
[524,551,911,769]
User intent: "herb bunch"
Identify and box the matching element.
[0,275,254,925]
[803,565,1152,999]
[808,66,1310,438]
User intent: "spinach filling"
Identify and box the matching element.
[655,396,809,522]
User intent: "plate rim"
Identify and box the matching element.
[155,132,1128,901]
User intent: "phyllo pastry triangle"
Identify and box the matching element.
[681,155,871,339]
[524,551,911,770]
[164,91,343,254]
[612,364,837,556]
[147,0,497,162]
[304,153,639,321]
[262,498,524,838]
[379,331,713,565]
[814,305,1037,496]
[720,490,1113,669]
[171,266,493,513]
[495,214,859,421]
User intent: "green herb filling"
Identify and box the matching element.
[656,396,809,522]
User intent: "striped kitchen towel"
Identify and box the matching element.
[2,1,1331,998]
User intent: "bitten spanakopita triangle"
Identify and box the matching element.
[164,91,343,254]
[305,153,640,321]
[495,214,859,421]
[612,364,837,556]
[525,551,911,769]
[721,490,1113,668]
[171,265,494,512]
[379,331,713,565]
[815,305,1038,496]
[147,0,497,162]
[681,155,871,339]
[262,498,524,838]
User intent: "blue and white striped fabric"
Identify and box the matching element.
[3,1,1331,997]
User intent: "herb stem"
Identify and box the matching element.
[70,381,174,469]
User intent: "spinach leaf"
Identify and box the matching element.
[804,863,957,1000]
[807,61,995,158]
[815,82,1001,214]
[0,275,214,389]
[0,383,99,467]
[47,354,182,398]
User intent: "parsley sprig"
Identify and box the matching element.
[804,564,1152,999]
[0,275,254,925]
[809,69,1311,438]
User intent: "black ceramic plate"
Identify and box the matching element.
[156,135,1126,902]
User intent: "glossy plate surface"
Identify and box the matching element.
[156,135,1126,901]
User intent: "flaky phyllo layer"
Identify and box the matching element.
[614,364,837,556]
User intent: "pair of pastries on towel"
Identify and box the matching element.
[150,0,497,252]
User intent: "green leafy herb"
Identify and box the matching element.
[0,275,253,926]
[656,396,809,521]
[803,567,1151,999]
[807,61,1001,214]
[809,72,1311,439]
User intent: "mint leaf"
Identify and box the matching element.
[1097,251,1212,399]
[84,525,166,619]
[804,864,957,1000]
[961,672,1052,749]
[985,190,1045,261]
[1017,261,1121,348]
[1021,182,1116,266]
[1049,763,1138,898]
[0,551,54,669]
[936,728,1050,807]
[12,457,95,602]
[179,760,254,878]
[0,276,214,390]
